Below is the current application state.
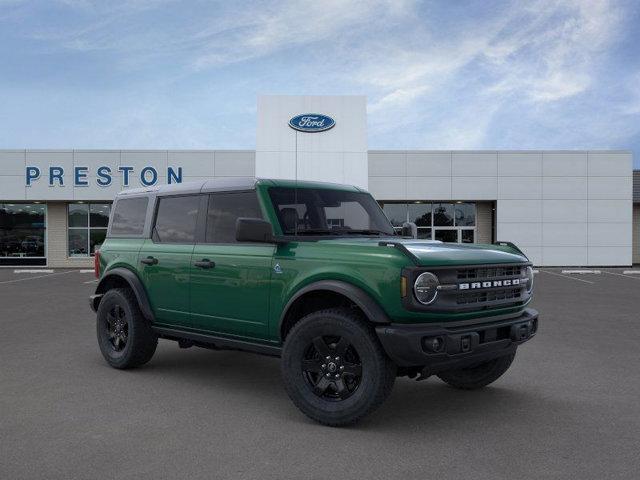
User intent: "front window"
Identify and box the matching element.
[268,187,395,236]
[380,201,477,243]
[0,203,46,260]
[68,203,111,256]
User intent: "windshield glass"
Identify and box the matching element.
[268,187,395,236]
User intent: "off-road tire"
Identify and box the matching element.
[281,308,396,427]
[437,352,516,390]
[96,288,158,369]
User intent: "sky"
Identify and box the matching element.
[1,0,639,167]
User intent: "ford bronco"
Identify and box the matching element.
[90,178,538,426]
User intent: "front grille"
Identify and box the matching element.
[457,287,522,305]
[457,265,522,280]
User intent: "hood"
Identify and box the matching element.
[315,237,529,266]
[398,239,528,266]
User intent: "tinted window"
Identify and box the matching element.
[110,197,148,236]
[153,195,200,244]
[206,192,262,243]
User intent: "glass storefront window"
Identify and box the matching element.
[408,203,432,227]
[433,203,454,226]
[434,229,458,242]
[461,229,475,243]
[454,203,476,226]
[0,203,46,260]
[380,201,477,244]
[68,202,110,257]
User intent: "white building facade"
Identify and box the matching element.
[0,95,635,268]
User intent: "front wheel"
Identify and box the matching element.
[437,352,516,390]
[281,308,396,427]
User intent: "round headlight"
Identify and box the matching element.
[414,272,439,305]
[525,266,534,293]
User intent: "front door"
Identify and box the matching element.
[190,191,274,338]
[138,194,201,328]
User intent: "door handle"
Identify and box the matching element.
[194,259,215,269]
[140,256,158,265]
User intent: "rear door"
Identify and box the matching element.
[138,194,201,328]
[190,191,274,338]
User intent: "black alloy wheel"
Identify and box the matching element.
[105,304,129,352]
[96,288,158,369]
[281,308,396,426]
[302,335,363,401]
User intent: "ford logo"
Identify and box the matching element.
[288,114,335,133]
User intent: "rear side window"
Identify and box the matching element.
[206,192,262,243]
[153,195,200,244]
[110,197,148,236]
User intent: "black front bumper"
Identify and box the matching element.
[376,308,538,372]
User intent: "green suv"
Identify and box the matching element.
[90,178,538,426]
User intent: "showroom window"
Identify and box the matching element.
[380,201,476,243]
[0,203,47,265]
[68,203,111,257]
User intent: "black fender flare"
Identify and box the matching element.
[279,280,391,332]
[94,268,155,322]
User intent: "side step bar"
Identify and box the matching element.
[153,326,282,357]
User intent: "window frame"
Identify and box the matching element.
[67,202,111,258]
[201,189,265,245]
[150,193,204,245]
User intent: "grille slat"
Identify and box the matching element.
[456,287,522,305]
[456,266,522,280]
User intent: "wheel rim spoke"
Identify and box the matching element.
[334,378,350,398]
[342,362,362,377]
[311,336,331,357]
[334,337,349,357]
[313,376,331,396]
[301,358,324,373]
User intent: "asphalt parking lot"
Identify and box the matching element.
[1,268,639,479]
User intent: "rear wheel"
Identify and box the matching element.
[96,288,158,369]
[437,352,516,390]
[281,308,396,426]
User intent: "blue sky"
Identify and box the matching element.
[1,0,639,167]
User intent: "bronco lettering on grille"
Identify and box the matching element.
[459,279,521,290]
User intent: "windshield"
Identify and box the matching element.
[268,187,395,236]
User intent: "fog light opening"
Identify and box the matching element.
[424,336,445,353]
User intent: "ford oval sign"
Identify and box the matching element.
[288,114,335,133]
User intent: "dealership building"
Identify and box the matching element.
[0,95,637,268]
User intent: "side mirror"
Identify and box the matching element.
[236,217,274,243]
[401,222,417,238]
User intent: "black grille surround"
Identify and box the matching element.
[402,262,533,313]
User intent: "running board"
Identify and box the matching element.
[152,326,282,357]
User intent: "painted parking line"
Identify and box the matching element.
[14,269,54,274]
[79,269,95,273]
[603,271,640,281]
[0,270,74,285]
[561,269,601,274]
[623,270,640,275]
[83,279,98,284]
[540,270,595,284]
